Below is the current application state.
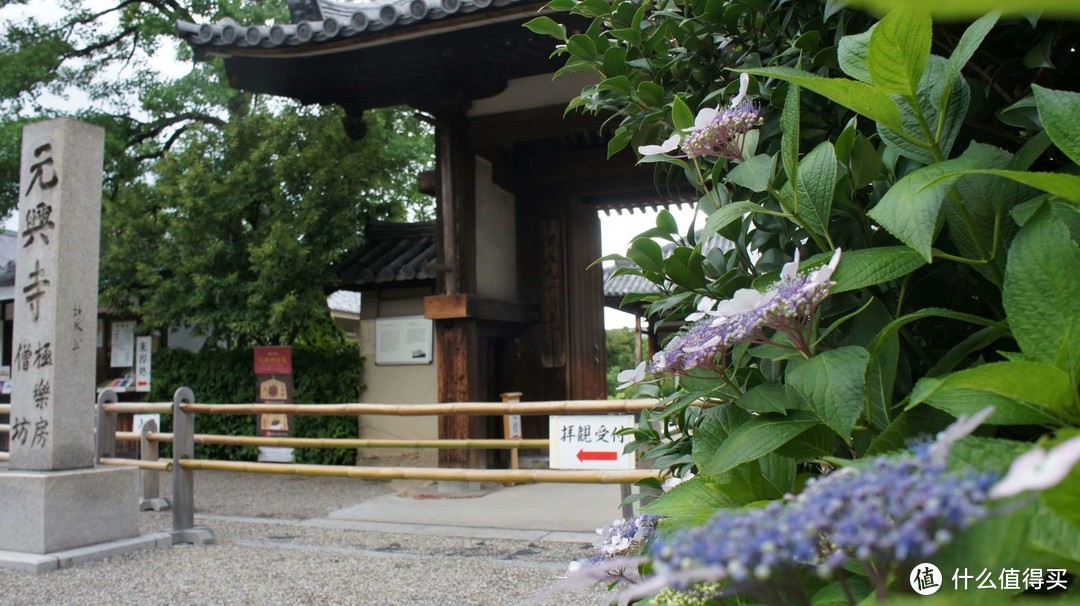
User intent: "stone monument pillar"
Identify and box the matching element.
[0,118,156,572]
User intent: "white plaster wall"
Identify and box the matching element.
[357,291,438,466]
[167,325,207,353]
[474,157,517,300]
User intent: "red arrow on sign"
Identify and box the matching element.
[577,449,619,462]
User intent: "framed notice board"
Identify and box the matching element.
[375,316,433,365]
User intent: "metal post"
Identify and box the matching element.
[138,419,170,512]
[171,387,215,545]
[95,390,118,462]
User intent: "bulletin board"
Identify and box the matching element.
[375,316,434,365]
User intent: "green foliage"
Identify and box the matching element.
[149,344,363,464]
[540,0,1080,600]
[100,103,431,347]
[0,2,434,345]
[605,327,639,398]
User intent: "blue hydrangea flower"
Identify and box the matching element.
[650,444,994,589]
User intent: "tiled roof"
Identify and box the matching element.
[603,262,659,301]
[177,0,537,50]
[337,221,437,287]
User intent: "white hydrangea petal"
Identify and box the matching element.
[637,133,680,156]
[810,248,843,285]
[929,406,995,465]
[990,436,1080,499]
[693,107,720,130]
[730,73,750,107]
[715,288,768,315]
[780,249,801,281]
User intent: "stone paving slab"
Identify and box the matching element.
[327,482,628,535]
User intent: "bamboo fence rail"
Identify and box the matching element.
[0,452,7,462]
[0,404,9,415]
[113,431,551,450]
[99,457,173,472]
[0,424,9,433]
[102,399,661,416]
[178,459,665,484]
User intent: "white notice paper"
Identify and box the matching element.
[110,320,135,367]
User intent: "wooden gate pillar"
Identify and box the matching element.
[432,107,482,468]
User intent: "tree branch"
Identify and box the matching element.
[132,124,190,162]
[69,26,138,58]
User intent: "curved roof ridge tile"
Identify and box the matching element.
[177,0,533,49]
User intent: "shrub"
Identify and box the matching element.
[148,343,364,464]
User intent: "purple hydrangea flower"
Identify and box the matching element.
[642,249,842,378]
[636,74,760,161]
[680,102,762,160]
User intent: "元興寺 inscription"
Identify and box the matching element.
[24,143,58,196]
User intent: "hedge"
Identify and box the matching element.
[147,343,364,465]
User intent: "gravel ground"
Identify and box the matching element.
[0,472,613,605]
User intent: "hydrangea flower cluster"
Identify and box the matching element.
[621,249,841,383]
[649,582,724,606]
[649,445,994,589]
[680,101,762,160]
[592,514,662,565]
[637,73,761,161]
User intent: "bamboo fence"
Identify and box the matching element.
[101,399,660,416]
[99,457,172,472]
[113,431,550,450]
[176,459,665,484]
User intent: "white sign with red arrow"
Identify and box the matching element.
[548,414,636,470]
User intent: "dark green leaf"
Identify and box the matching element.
[1032,85,1080,166]
[702,201,760,235]
[796,141,838,238]
[781,82,801,204]
[695,411,820,477]
[1003,206,1080,381]
[670,96,694,133]
[736,382,789,414]
[786,346,870,443]
[627,237,664,272]
[867,8,931,97]
[867,157,977,262]
[735,67,905,135]
[831,247,928,293]
[726,153,775,193]
[909,361,1078,425]
[522,16,567,41]
[641,476,738,526]
[565,34,598,62]
[837,26,874,83]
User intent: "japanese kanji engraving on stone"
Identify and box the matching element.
[10,118,105,471]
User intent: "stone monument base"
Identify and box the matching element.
[0,531,173,573]
[0,466,162,571]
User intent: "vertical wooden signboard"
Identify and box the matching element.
[253,346,293,438]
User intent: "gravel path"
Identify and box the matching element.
[0,472,613,605]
